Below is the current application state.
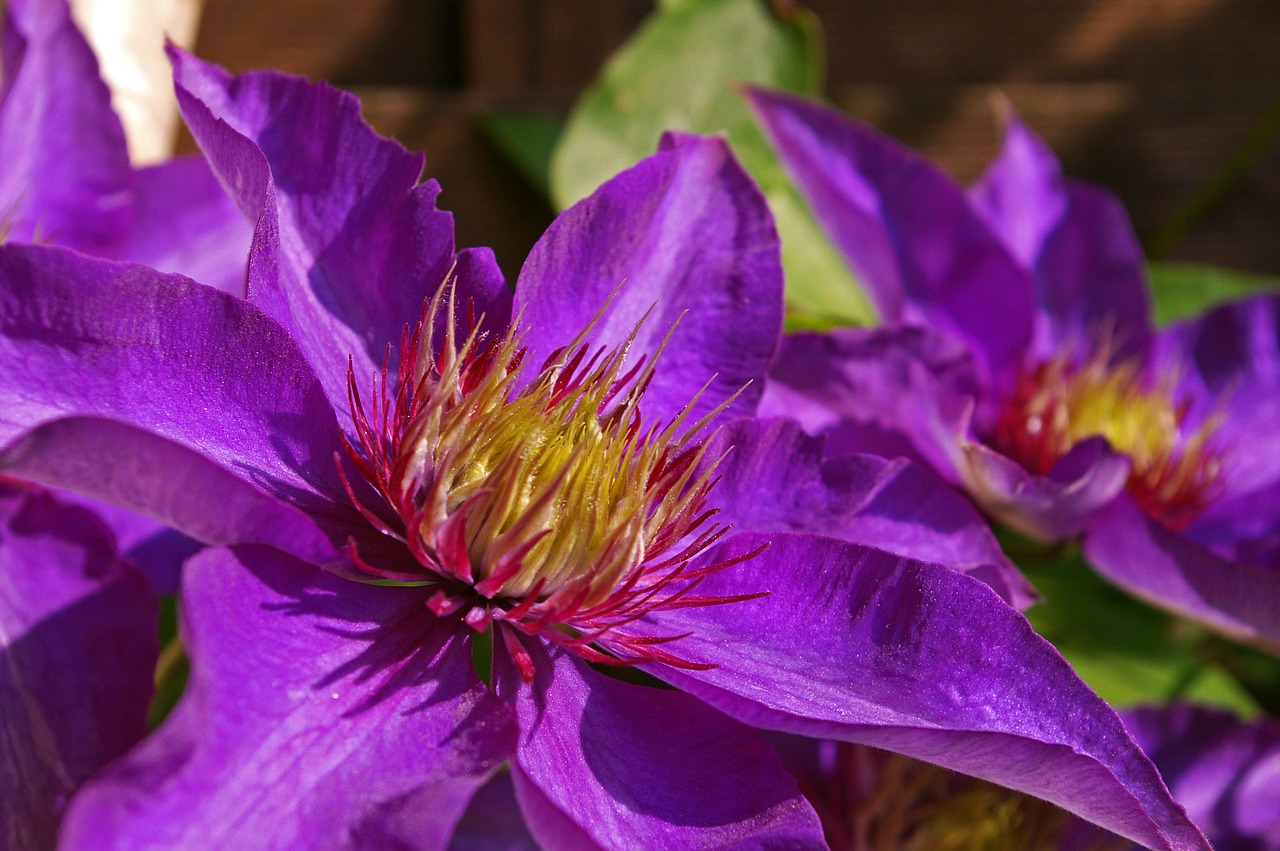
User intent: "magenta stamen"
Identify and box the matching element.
[343,539,427,583]
[463,606,492,632]
[426,589,465,617]
[500,628,537,683]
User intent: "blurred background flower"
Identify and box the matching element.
[48,0,1273,289]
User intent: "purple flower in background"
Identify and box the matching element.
[1,0,251,593]
[0,0,249,289]
[0,51,1212,849]
[0,479,157,848]
[749,88,1280,654]
[1122,705,1280,850]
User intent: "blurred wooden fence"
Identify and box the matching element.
[152,0,1280,281]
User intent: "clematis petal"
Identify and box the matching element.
[968,101,1069,269]
[1124,704,1280,850]
[1031,182,1152,359]
[746,87,1035,379]
[492,635,825,851]
[634,532,1211,851]
[704,417,1035,607]
[759,324,981,480]
[447,772,540,851]
[970,107,1152,360]
[1084,495,1280,652]
[169,47,508,415]
[0,482,156,849]
[0,0,131,255]
[123,154,251,296]
[56,494,199,595]
[0,243,348,556]
[1157,293,1280,523]
[514,132,783,426]
[5,417,335,570]
[958,435,1132,542]
[62,545,517,851]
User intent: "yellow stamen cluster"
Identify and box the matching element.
[345,285,726,619]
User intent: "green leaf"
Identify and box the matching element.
[478,111,566,201]
[147,595,189,730]
[769,187,877,325]
[550,0,874,325]
[1016,547,1261,716]
[1148,262,1277,326]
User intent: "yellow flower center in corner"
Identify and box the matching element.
[992,345,1223,529]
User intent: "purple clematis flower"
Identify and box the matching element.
[0,478,158,849]
[749,87,1280,654]
[0,0,249,290]
[0,51,1212,849]
[1120,704,1280,850]
[1,0,251,594]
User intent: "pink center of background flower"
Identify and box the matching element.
[991,345,1223,530]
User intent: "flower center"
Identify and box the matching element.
[991,345,1222,529]
[339,286,760,677]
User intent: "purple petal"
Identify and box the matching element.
[447,772,540,851]
[122,155,251,295]
[120,527,200,596]
[55,493,199,595]
[759,325,982,481]
[1158,294,1280,522]
[958,435,1132,542]
[0,0,131,256]
[170,48,504,414]
[0,243,346,557]
[0,481,156,848]
[746,87,1035,378]
[1033,182,1152,359]
[492,635,825,850]
[4,418,337,569]
[705,417,1035,607]
[632,532,1211,851]
[62,545,517,850]
[968,102,1069,269]
[1084,495,1280,652]
[970,108,1152,359]
[515,132,783,426]
[453,245,513,342]
[1124,704,1280,850]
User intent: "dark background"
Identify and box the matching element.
[189,0,1280,284]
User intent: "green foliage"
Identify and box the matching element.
[147,595,189,730]
[550,0,875,325]
[1148,262,1278,325]
[1014,543,1262,716]
[479,112,566,201]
